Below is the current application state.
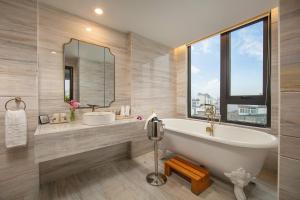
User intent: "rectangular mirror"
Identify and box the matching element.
[64,39,115,108]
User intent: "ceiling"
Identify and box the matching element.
[39,0,278,47]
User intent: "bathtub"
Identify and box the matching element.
[161,118,277,198]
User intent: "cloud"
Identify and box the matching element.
[192,78,220,99]
[202,78,220,98]
[232,25,263,61]
[191,38,214,54]
[191,65,200,74]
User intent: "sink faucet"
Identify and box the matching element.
[87,104,99,112]
[200,104,217,136]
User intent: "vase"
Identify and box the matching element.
[70,110,75,121]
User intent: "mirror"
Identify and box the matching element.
[64,39,115,108]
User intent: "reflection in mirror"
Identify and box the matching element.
[64,66,73,102]
[104,48,115,107]
[78,41,105,106]
[63,39,115,108]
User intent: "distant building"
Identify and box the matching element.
[238,105,267,116]
[228,105,267,125]
[191,93,219,116]
[191,93,267,125]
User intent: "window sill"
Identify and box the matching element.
[186,117,272,133]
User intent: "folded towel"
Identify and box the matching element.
[144,112,157,130]
[5,110,27,148]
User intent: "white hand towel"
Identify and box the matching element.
[144,112,157,130]
[5,110,27,148]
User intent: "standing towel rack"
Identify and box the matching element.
[5,97,26,111]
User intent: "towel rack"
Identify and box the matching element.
[5,97,26,111]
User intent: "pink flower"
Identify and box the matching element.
[69,100,80,110]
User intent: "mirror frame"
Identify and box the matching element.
[63,38,116,108]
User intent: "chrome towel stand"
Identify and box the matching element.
[146,116,167,186]
[5,97,26,110]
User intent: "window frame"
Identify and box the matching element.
[188,16,271,127]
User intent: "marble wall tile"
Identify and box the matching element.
[271,8,279,136]
[130,139,153,158]
[280,135,300,160]
[39,143,130,184]
[279,156,300,199]
[280,0,300,92]
[279,1,300,199]
[173,45,187,117]
[281,92,300,137]
[130,33,176,118]
[38,3,131,115]
[0,0,38,199]
[0,1,37,64]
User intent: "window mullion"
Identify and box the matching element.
[220,33,228,122]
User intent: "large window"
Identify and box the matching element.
[188,17,270,127]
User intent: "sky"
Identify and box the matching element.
[191,21,264,100]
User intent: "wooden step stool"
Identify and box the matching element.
[164,156,211,195]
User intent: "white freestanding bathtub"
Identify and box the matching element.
[161,118,278,200]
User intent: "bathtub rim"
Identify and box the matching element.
[162,118,278,149]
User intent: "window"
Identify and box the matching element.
[188,16,270,127]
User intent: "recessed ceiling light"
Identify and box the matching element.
[86,27,92,32]
[51,51,57,54]
[94,8,103,15]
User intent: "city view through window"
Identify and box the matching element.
[190,35,220,118]
[190,21,267,125]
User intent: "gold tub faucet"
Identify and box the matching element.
[200,104,218,136]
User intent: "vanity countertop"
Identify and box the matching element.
[34,118,147,163]
[35,118,143,136]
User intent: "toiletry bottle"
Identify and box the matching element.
[125,105,130,116]
[120,106,125,116]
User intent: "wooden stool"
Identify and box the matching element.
[164,156,211,195]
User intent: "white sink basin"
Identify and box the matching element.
[82,112,115,126]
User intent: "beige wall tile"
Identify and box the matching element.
[281,135,300,160]
[279,1,300,199]
[279,156,300,199]
[173,45,187,117]
[271,9,279,136]
[280,0,300,92]
[39,143,129,184]
[130,33,176,118]
[0,0,38,199]
[281,92,300,137]
[38,3,131,115]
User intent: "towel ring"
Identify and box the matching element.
[5,97,26,111]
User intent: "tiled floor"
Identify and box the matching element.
[39,152,277,200]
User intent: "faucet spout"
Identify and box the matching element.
[87,104,100,112]
[200,104,216,136]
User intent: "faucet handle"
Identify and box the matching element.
[87,104,100,112]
